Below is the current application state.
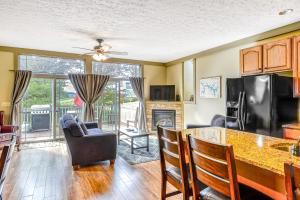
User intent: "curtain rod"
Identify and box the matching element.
[8,70,146,78]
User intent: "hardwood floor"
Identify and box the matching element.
[4,142,182,200]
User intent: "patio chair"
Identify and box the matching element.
[127,106,139,129]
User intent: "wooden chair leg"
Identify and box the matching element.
[16,145,20,152]
[16,137,21,151]
[110,160,115,165]
[161,175,167,200]
[183,190,189,200]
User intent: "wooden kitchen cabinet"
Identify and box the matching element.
[293,35,300,97]
[240,46,262,75]
[263,38,292,72]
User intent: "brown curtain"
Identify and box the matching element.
[68,74,110,121]
[10,70,32,125]
[129,77,147,131]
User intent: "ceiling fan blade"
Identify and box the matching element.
[82,52,95,56]
[102,44,112,51]
[105,51,128,55]
[72,47,94,51]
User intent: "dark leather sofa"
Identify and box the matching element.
[60,114,116,169]
[186,114,225,129]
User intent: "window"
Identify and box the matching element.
[92,62,141,78]
[19,55,84,75]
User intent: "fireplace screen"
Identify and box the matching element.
[152,109,176,131]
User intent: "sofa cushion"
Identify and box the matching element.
[166,166,182,183]
[200,187,229,200]
[64,119,85,137]
[86,128,103,136]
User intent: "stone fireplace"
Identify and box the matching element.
[146,101,183,133]
[152,109,176,131]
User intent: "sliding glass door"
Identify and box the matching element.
[93,62,141,131]
[55,79,83,138]
[19,55,141,142]
[95,81,120,132]
[19,55,84,143]
[21,78,53,142]
[21,78,83,142]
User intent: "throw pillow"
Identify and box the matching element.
[79,122,88,135]
[64,119,85,137]
[75,116,89,135]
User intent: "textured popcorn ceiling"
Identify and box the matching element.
[0,0,300,62]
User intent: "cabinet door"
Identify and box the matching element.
[293,35,300,97]
[263,38,292,72]
[240,46,262,75]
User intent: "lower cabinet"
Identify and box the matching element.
[283,127,300,140]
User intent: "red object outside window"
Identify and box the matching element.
[74,95,83,107]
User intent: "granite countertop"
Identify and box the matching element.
[282,123,300,130]
[182,127,300,175]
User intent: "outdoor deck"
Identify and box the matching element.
[20,103,137,142]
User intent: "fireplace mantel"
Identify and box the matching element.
[145,101,183,133]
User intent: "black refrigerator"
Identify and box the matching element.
[226,74,298,138]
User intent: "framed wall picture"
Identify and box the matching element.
[199,76,221,98]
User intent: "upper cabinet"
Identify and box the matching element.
[240,38,293,76]
[263,38,292,72]
[240,46,262,75]
[293,35,300,97]
[240,34,300,97]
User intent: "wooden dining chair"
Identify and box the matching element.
[157,126,190,200]
[284,161,300,200]
[186,134,240,200]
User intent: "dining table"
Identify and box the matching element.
[181,127,300,200]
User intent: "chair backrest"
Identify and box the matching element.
[187,134,240,200]
[0,111,4,126]
[157,126,188,187]
[210,114,225,127]
[284,162,300,200]
[0,135,16,197]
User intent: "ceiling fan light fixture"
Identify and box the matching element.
[92,53,107,61]
[102,44,111,52]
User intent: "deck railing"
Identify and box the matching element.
[20,103,138,133]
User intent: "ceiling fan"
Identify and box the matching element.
[73,39,128,61]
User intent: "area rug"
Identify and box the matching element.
[117,136,160,165]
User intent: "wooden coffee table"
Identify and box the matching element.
[118,128,150,154]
